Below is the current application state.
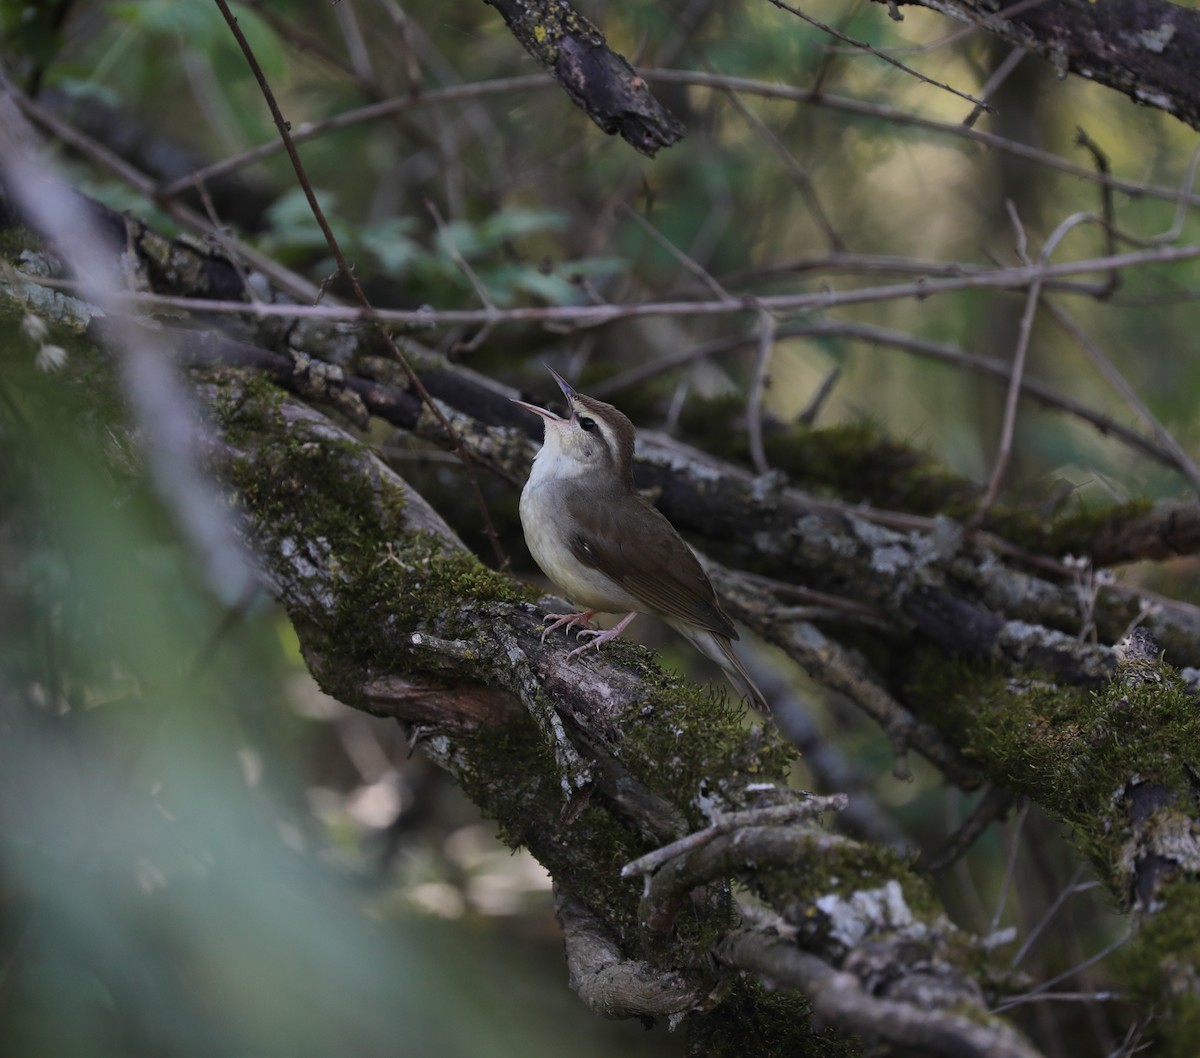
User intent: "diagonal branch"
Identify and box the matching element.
[481,0,684,155]
[884,0,1200,131]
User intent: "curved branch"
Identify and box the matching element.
[556,887,706,1019]
[718,929,1042,1058]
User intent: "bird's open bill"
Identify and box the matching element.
[512,367,576,422]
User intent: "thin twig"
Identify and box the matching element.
[991,933,1131,1013]
[747,308,776,475]
[1046,300,1200,496]
[616,202,736,302]
[333,0,375,83]
[717,81,844,251]
[975,209,1108,522]
[189,173,261,303]
[799,364,841,425]
[1074,128,1119,297]
[1011,868,1098,967]
[211,0,509,569]
[142,68,1200,213]
[157,73,554,200]
[643,70,1200,209]
[923,786,1016,875]
[974,202,1042,524]
[766,0,994,112]
[586,318,1184,472]
[880,0,1052,56]
[14,242,1200,327]
[425,197,498,311]
[989,799,1029,935]
[963,46,1024,128]
[6,80,325,303]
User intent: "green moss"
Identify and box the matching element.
[620,671,795,822]
[686,976,858,1057]
[1117,882,1200,1058]
[672,397,1170,579]
[210,369,530,687]
[456,712,650,946]
[676,398,979,516]
[906,650,1200,894]
[755,835,940,934]
[996,498,1156,559]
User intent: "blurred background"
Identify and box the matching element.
[2,0,1196,1054]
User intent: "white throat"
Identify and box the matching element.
[527,436,591,484]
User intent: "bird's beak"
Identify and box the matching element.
[511,366,576,423]
[511,398,565,423]
[546,366,576,403]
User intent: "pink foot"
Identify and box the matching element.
[566,611,639,659]
[542,610,597,642]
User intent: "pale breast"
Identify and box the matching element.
[519,477,641,613]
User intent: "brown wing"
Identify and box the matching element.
[563,488,737,639]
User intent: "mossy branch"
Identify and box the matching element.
[188,367,1045,1057]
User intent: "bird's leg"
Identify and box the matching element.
[568,611,639,658]
[542,609,597,642]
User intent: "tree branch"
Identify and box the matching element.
[481,0,684,155]
[886,0,1200,131]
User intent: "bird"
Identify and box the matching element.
[514,367,767,711]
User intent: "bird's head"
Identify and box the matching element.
[513,368,635,485]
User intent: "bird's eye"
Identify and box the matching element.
[578,416,597,433]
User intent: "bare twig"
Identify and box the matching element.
[425,197,497,311]
[963,46,1025,128]
[1047,301,1200,496]
[6,79,325,303]
[588,318,1183,473]
[717,81,844,251]
[14,242,1200,327]
[765,0,994,112]
[151,68,1200,213]
[799,364,841,424]
[976,209,1110,521]
[616,202,735,302]
[992,933,1131,1013]
[974,202,1043,524]
[644,69,1200,209]
[989,799,1029,935]
[923,786,1016,875]
[1074,128,1119,297]
[1012,867,1098,967]
[211,0,509,569]
[747,308,776,475]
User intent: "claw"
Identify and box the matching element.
[564,611,640,659]
[541,610,597,642]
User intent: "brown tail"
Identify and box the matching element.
[674,625,769,711]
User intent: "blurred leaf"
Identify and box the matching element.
[478,208,569,243]
[357,216,423,274]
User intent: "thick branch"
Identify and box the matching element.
[186,369,1048,1054]
[481,0,684,155]
[887,0,1200,130]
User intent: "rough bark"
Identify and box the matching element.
[481,0,684,155]
[887,0,1200,131]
